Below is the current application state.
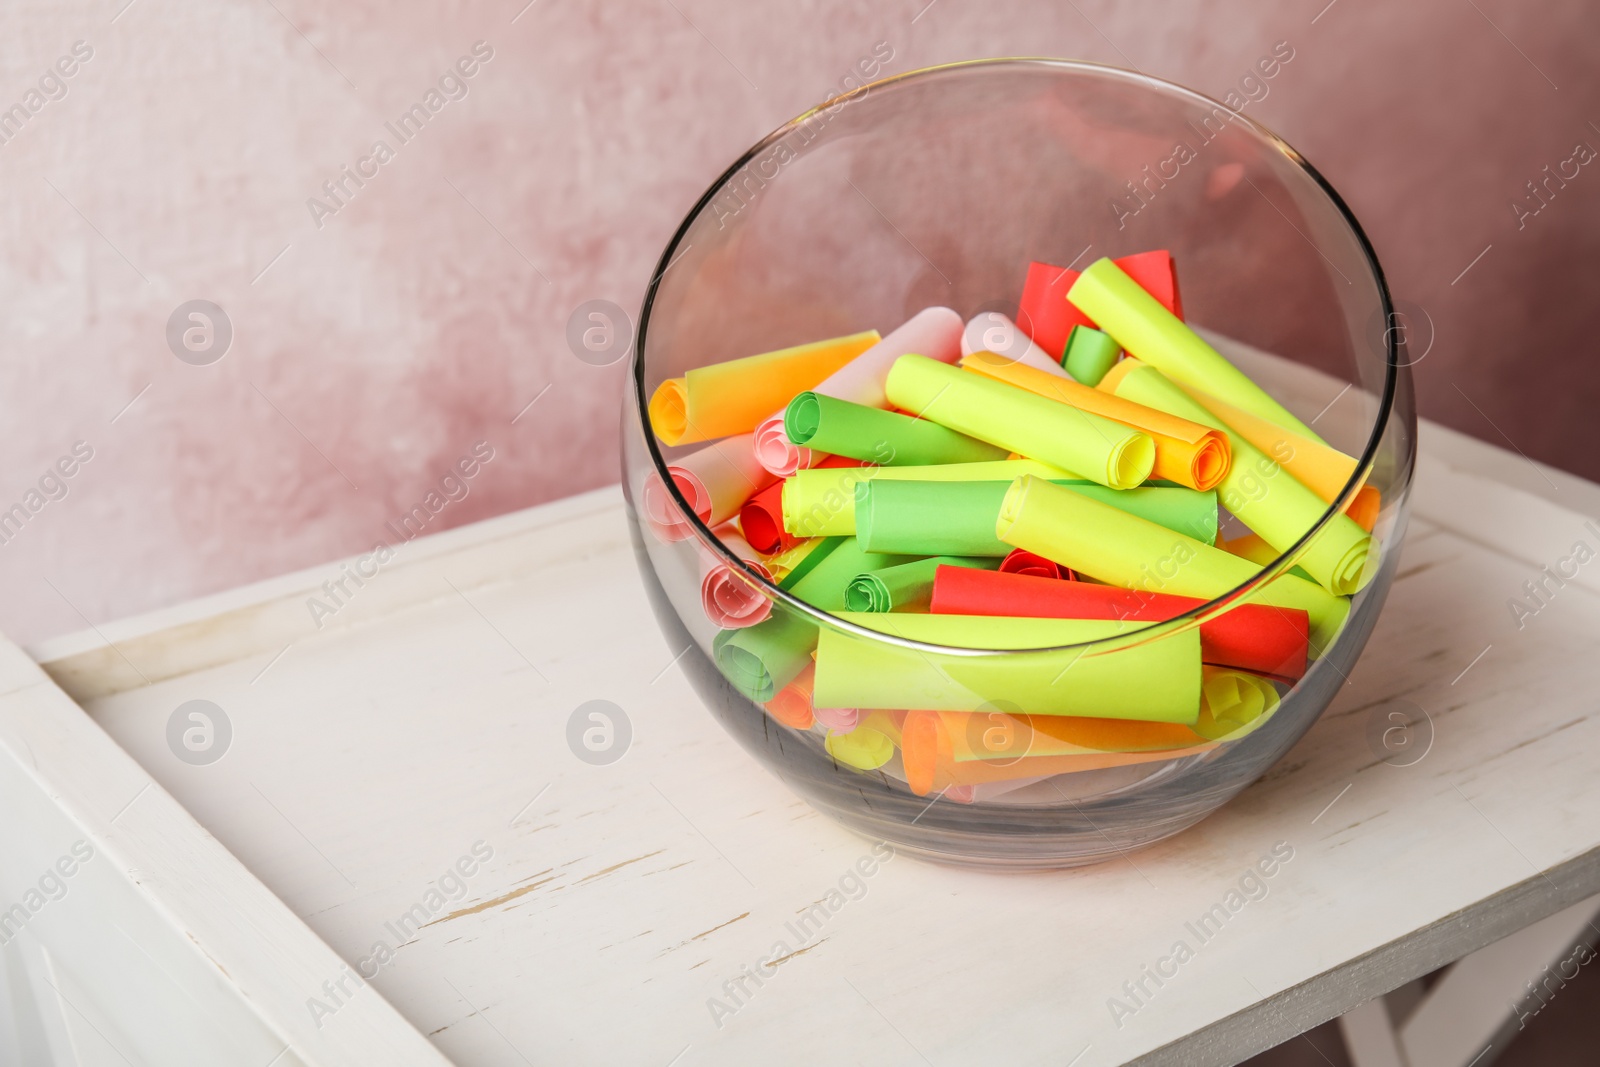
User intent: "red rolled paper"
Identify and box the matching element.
[739,479,790,555]
[740,455,859,555]
[1017,250,1183,360]
[929,566,1308,681]
[997,548,1077,582]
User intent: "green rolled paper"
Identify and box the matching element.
[1068,258,1323,441]
[1063,325,1122,386]
[783,392,1007,466]
[995,475,1350,651]
[813,612,1203,723]
[883,354,1156,489]
[855,479,1219,556]
[1105,359,1374,596]
[843,556,995,613]
[712,536,912,701]
[712,611,818,703]
[781,458,1076,539]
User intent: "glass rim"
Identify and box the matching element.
[630,57,1400,658]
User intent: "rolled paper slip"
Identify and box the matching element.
[844,556,995,613]
[814,705,860,732]
[1176,384,1382,532]
[699,526,773,630]
[640,473,694,542]
[826,727,894,770]
[649,329,881,446]
[714,611,818,703]
[900,709,1202,797]
[751,308,963,476]
[928,566,1308,681]
[642,433,778,543]
[933,667,1272,762]
[765,664,816,730]
[741,456,858,555]
[1018,250,1183,359]
[813,612,1203,723]
[959,349,1231,491]
[824,711,904,770]
[1069,258,1323,441]
[782,458,1079,539]
[1063,325,1122,386]
[999,548,1076,581]
[996,474,1351,651]
[883,354,1155,489]
[1192,667,1281,742]
[714,536,909,701]
[784,392,1008,467]
[934,708,1208,762]
[856,479,1219,557]
[740,479,795,556]
[959,312,1073,378]
[1100,358,1374,596]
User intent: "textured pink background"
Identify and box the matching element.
[2,0,1596,646]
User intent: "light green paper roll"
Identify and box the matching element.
[844,556,996,613]
[883,354,1156,489]
[781,459,1077,539]
[1106,359,1374,596]
[855,479,1219,556]
[1068,258,1324,442]
[995,475,1351,651]
[813,613,1203,724]
[712,536,911,701]
[1063,325,1121,386]
[784,392,1007,466]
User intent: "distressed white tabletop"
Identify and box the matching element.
[28,402,1600,1066]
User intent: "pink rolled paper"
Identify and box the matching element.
[960,312,1074,380]
[642,433,778,542]
[698,525,773,629]
[753,307,964,477]
[814,705,861,732]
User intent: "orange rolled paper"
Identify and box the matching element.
[1175,384,1381,531]
[900,710,1200,797]
[765,663,817,730]
[927,667,1278,764]
[939,708,1209,761]
[959,350,1230,491]
[648,330,881,446]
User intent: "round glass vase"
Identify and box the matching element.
[621,59,1416,869]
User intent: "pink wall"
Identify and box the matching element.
[2,0,1596,645]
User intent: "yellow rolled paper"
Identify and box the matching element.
[996,475,1350,651]
[647,330,880,446]
[1067,258,1323,442]
[1192,667,1282,741]
[883,355,1155,489]
[959,350,1232,491]
[781,459,1076,538]
[1100,358,1374,597]
[813,612,1203,723]
[824,710,903,770]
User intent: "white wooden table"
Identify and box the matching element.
[7,391,1600,1064]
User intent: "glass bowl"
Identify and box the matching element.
[620,59,1416,869]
